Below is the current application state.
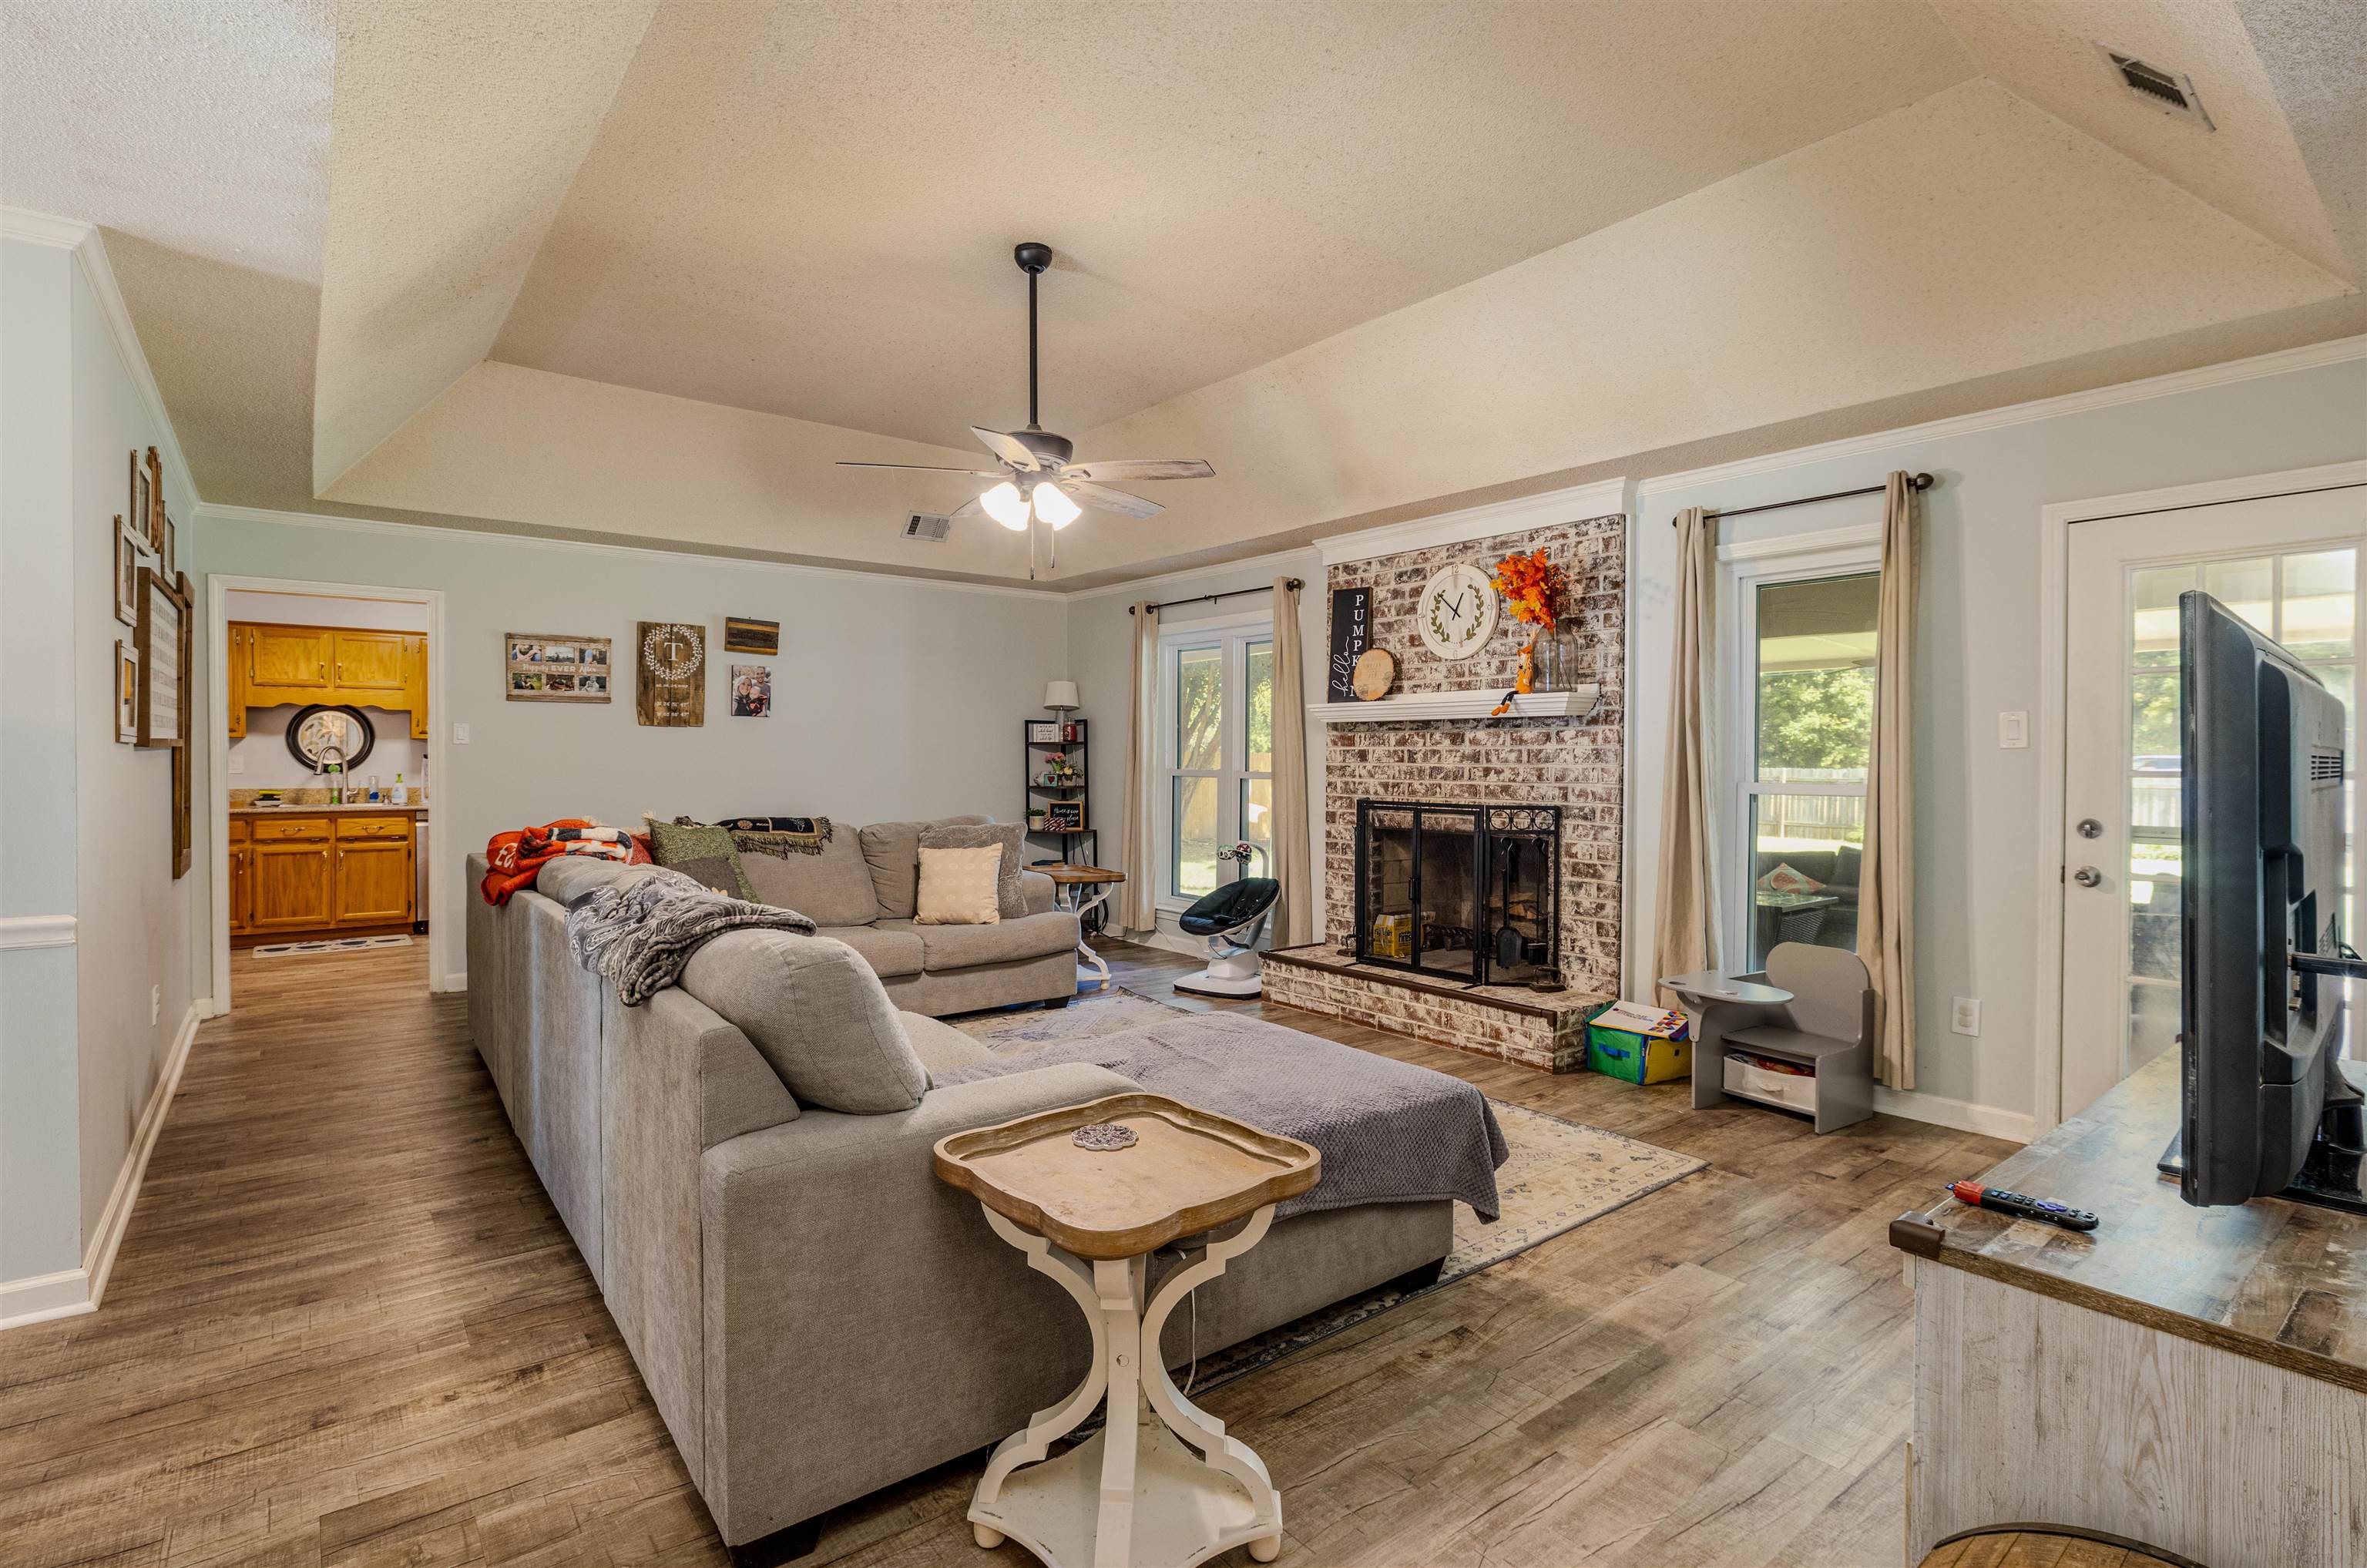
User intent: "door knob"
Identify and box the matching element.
[2072,865,2103,888]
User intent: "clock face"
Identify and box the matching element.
[1417,562,1498,660]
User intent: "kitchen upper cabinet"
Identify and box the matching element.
[333,632,408,693]
[247,626,334,691]
[227,625,250,739]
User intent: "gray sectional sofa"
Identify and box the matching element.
[464,835,1454,1563]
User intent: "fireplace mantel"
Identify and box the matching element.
[1309,684,1599,725]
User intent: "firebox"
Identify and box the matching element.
[1354,800,1561,985]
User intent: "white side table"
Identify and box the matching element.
[933,1093,1321,1568]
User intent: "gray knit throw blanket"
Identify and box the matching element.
[566,866,817,1006]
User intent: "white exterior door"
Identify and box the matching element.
[2059,485,2367,1120]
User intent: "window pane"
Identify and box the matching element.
[2281,549,2355,660]
[2319,663,2356,757]
[2130,672,2179,761]
[2128,774,2180,982]
[1175,646,1222,771]
[2201,557,2273,637]
[2130,563,2194,669]
[2127,982,2180,1080]
[1747,791,1865,968]
[1241,777,1273,868]
[1754,573,1878,784]
[1244,640,1274,773]
[1172,776,1219,897]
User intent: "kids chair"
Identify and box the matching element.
[1173,842,1281,998]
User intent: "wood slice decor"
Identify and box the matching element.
[635,622,705,727]
[1351,646,1396,701]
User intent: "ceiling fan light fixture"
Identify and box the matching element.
[1032,482,1080,529]
[981,480,1030,530]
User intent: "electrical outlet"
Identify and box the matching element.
[1950,996,1981,1036]
[1998,712,2029,749]
[227,753,246,775]
[150,985,160,1026]
[452,722,471,745]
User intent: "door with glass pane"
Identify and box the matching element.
[1731,569,1881,971]
[1162,625,1275,902]
[2060,487,2366,1121]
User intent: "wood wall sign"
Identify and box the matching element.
[636,622,706,727]
[724,616,779,656]
[1327,587,1371,702]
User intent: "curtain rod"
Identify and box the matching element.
[1673,471,1934,525]
[1128,579,1303,614]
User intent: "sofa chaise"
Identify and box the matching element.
[465,847,1467,1563]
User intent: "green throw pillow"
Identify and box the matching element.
[643,815,752,900]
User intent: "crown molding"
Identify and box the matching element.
[1314,476,1633,566]
[1637,335,2367,502]
[2,206,199,518]
[1061,545,1320,603]
[193,502,1069,601]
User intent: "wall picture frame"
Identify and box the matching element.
[162,511,176,578]
[1043,798,1085,831]
[135,565,186,748]
[129,451,153,554]
[724,616,779,656]
[114,515,140,626]
[730,663,771,717]
[505,633,613,702]
[1026,720,1062,744]
[145,448,165,549]
[115,641,139,744]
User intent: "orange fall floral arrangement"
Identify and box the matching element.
[1490,549,1571,715]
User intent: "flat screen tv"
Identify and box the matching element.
[2172,589,2365,1212]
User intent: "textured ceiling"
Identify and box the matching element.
[488,0,1977,449]
[4,0,2361,589]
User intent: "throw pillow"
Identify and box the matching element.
[1758,861,1826,895]
[717,816,833,855]
[644,815,753,900]
[915,844,1004,925]
[919,821,1028,918]
[858,815,990,919]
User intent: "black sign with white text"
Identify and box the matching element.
[1327,586,1372,702]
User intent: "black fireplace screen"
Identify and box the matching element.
[1355,801,1560,985]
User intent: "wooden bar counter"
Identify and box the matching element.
[1892,1051,2365,1568]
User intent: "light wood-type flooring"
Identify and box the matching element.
[3,938,2017,1567]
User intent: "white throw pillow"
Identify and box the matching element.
[915,844,1004,925]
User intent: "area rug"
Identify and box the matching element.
[948,984,1706,1393]
[252,934,415,959]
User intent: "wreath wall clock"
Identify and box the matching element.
[1416,562,1497,660]
[636,621,707,727]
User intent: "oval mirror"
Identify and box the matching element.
[285,703,376,772]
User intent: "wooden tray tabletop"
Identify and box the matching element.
[933,1093,1319,1260]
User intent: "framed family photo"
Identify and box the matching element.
[505,633,613,702]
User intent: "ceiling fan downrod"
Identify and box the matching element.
[1015,242,1051,431]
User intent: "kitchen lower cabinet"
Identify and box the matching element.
[232,812,418,943]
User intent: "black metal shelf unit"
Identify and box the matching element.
[1022,719,1095,868]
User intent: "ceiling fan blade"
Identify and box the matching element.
[971,426,1040,472]
[1058,458,1214,484]
[1059,480,1163,519]
[837,462,1005,476]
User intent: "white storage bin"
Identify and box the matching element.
[1724,1053,1819,1114]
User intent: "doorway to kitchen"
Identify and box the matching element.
[206,575,448,1009]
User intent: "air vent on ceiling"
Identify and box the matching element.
[902,511,953,543]
[2098,46,2213,129]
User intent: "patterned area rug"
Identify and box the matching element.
[948,985,1706,1392]
[252,934,415,959]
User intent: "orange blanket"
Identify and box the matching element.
[479,821,649,905]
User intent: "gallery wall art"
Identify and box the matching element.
[724,616,779,655]
[730,664,771,717]
[636,622,706,727]
[505,633,613,702]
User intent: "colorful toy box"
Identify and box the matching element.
[1583,1000,1693,1085]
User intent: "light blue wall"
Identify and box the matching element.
[193,514,1074,985]
[1630,355,2367,1123]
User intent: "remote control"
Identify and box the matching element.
[1949,1180,2098,1232]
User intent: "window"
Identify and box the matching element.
[1159,616,1274,905]
[1724,553,1881,969]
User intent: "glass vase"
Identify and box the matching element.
[1530,623,1576,691]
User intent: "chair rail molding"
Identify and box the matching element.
[0,915,78,949]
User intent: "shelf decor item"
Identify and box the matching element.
[1043,798,1084,831]
[1350,646,1395,700]
[505,633,613,702]
[1491,546,1573,692]
[1417,562,1496,660]
[1326,586,1372,700]
[636,622,706,726]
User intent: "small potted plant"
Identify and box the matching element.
[1026,806,1048,830]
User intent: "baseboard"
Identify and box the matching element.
[438,971,467,992]
[0,1268,93,1329]
[1872,1085,2035,1144]
[80,1000,200,1308]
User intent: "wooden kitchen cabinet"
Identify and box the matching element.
[233,623,431,720]
[230,811,417,943]
[247,625,335,693]
[227,625,250,739]
[332,632,408,694]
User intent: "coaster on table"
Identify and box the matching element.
[1071,1123,1138,1152]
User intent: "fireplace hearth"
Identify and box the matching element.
[1354,800,1561,986]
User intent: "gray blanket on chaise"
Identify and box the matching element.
[933,1010,1509,1221]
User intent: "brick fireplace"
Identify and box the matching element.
[1262,506,1626,1073]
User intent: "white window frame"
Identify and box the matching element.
[1716,527,1882,970]
[1155,610,1274,912]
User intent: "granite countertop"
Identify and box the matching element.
[230,802,429,816]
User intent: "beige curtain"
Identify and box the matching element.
[1653,505,1719,1009]
[1859,473,1919,1088]
[1268,578,1314,946]
[1117,602,1160,932]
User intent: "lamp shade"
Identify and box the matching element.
[1043,680,1081,711]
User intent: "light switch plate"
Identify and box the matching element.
[227,754,245,775]
[1998,711,2029,749]
[1950,996,1982,1036]
[452,723,471,745]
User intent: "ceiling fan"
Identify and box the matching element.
[838,241,1214,576]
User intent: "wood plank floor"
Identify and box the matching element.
[2,938,2016,1567]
